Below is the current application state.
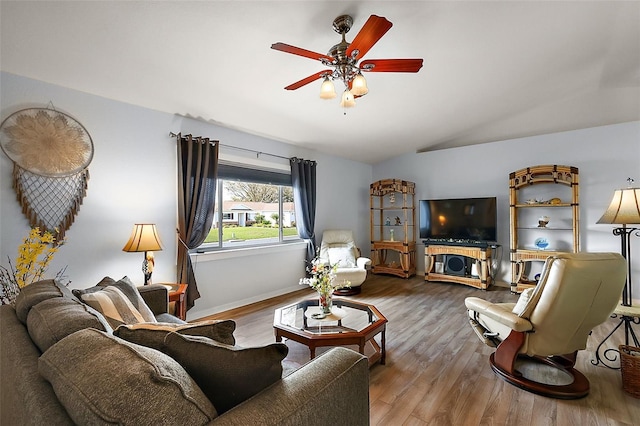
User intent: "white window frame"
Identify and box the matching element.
[195,153,301,253]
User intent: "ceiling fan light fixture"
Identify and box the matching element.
[319,76,337,99]
[351,72,368,96]
[272,14,422,109]
[340,89,356,108]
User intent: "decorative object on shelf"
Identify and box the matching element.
[538,216,549,228]
[389,192,395,205]
[0,227,68,305]
[0,106,93,239]
[271,14,423,109]
[385,217,391,225]
[299,249,345,314]
[534,237,550,250]
[123,224,163,285]
[592,178,640,369]
[389,229,394,241]
[394,216,401,226]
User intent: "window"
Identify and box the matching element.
[199,163,299,250]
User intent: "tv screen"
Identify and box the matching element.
[419,197,497,242]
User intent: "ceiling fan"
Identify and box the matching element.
[271,14,423,107]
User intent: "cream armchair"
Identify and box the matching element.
[465,252,626,399]
[319,230,371,295]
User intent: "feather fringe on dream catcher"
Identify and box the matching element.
[0,107,94,241]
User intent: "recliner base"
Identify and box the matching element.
[489,353,590,399]
[334,286,361,296]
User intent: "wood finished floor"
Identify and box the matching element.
[198,274,640,425]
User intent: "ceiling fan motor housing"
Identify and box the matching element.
[332,15,353,35]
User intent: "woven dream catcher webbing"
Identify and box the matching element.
[1,107,94,240]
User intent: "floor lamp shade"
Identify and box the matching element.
[597,188,640,225]
[123,224,163,284]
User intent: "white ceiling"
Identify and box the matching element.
[1,1,639,164]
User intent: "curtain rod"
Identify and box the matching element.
[170,132,290,161]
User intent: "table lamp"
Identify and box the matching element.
[122,224,163,285]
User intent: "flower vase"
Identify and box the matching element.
[319,290,333,314]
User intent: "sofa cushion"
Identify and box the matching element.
[14,279,74,324]
[162,332,288,414]
[73,276,155,319]
[27,296,113,352]
[79,286,156,329]
[114,320,236,350]
[38,328,218,425]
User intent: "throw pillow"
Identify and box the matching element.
[327,246,356,267]
[38,328,217,424]
[114,320,236,350]
[512,287,535,316]
[79,286,156,329]
[162,332,288,414]
[14,279,74,324]
[74,276,156,323]
[27,296,112,352]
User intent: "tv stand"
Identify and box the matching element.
[424,243,492,290]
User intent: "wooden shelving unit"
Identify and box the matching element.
[509,165,579,293]
[370,179,416,278]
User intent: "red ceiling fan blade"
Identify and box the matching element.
[346,15,393,60]
[271,42,334,62]
[360,59,424,73]
[284,71,330,90]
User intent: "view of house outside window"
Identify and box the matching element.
[202,180,299,249]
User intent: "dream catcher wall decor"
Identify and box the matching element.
[0,107,94,240]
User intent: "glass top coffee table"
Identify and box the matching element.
[273,298,387,367]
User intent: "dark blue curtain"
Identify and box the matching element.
[290,157,317,263]
[177,134,219,310]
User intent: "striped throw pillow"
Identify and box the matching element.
[80,286,157,328]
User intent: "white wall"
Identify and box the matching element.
[0,72,373,320]
[372,122,640,298]
[3,71,638,317]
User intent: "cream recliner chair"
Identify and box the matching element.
[319,230,370,295]
[465,252,626,399]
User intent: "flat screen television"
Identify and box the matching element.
[419,197,497,242]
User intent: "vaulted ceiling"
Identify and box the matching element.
[1,1,639,164]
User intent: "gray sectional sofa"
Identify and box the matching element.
[0,279,370,425]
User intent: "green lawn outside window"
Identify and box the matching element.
[204,226,299,243]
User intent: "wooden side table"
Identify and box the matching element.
[159,283,188,320]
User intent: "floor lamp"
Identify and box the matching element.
[593,180,640,368]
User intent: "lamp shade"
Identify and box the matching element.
[122,224,163,252]
[597,188,640,225]
[340,89,356,108]
[351,72,368,96]
[319,77,336,99]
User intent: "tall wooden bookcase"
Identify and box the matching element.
[509,165,579,293]
[370,179,416,278]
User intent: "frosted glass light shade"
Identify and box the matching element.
[340,89,356,108]
[351,73,368,96]
[597,188,640,225]
[319,77,336,99]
